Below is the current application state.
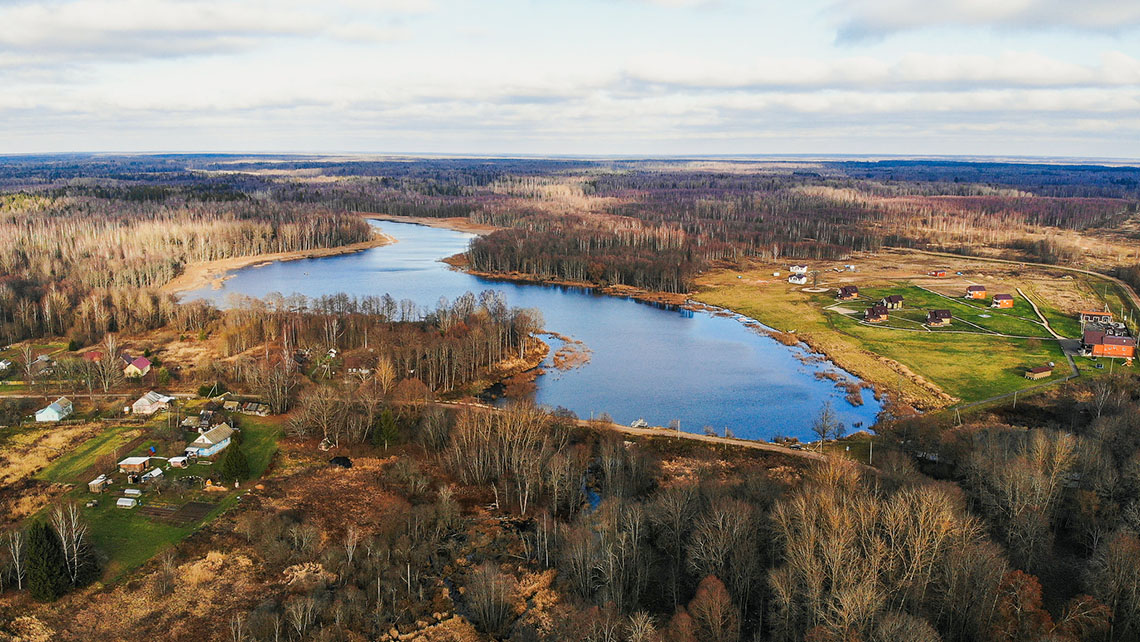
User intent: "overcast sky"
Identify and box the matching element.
[2,0,1139,157]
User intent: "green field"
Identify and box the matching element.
[851,285,1050,337]
[36,424,143,484]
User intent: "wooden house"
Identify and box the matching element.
[880,295,904,310]
[121,354,152,378]
[865,305,889,323]
[1025,365,1054,380]
[132,390,174,415]
[966,285,987,299]
[836,285,859,300]
[88,475,109,494]
[991,294,1014,309]
[35,397,73,422]
[926,309,952,327]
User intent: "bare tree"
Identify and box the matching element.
[50,502,90,585]
[7,530,26,590]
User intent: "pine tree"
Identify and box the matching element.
[219,443,250,481]
[26,522,69,602]
[371,407,400,450]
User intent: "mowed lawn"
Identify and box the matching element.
[698,274,1069,404]
[855,285,1049,337]
[35,424,143,484]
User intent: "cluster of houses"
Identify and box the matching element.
[788,265,809,285]
[964,285,1016,308]
[1079,310,1137,359]
[222,399,271,416]
[863,294,904,324]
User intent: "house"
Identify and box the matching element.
[188,424,235,457]
[880,295,904,310]
[1025,365,1054,380]
[169,456,189,468]
[966,285,987,299]
[926,309,952,327]
[1082,327,1137,359]
[991,294,1014,309]
[788,274,808,285]
[118,456,150,474]
[836,285,859,300]
[121,354,151,378]
[790,265,809,274]
[132,390,175,415]
[1079,310,1113,326]
[928,269,948,277]
[141,467,164,483]
[116,498,138,509]
[865,305,889,323]
[35,397,74,422]
[88,475,109,494]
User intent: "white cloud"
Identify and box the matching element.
[832,0,1140,40]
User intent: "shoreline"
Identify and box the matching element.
[160,232,396,296]
[359,212,501,236]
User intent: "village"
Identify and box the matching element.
[698,249,1138,411]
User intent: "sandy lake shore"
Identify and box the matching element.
[160,231,396,296]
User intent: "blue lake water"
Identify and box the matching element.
[182,220,883,441]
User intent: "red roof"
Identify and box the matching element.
[993,294,1013,300]
[1027,365,1053,374]
[82,351,103,362]
[131,357,151,369]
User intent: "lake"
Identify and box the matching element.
[182,220,883,441]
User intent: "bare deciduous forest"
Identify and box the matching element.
[2,155,1140,641]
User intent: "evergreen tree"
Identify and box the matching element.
[371,407,400,450]
[219,443,250,481]
[26,522,68,602]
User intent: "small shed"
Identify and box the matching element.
[1025,365,1054,380]
[142,468,164,483]
[992,294,1014,309]
[169,456,189,468]
[928,269,948,277]
[118,456,150,474]
[88,475,108,494]
[116,497,138,509]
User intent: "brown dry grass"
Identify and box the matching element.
[0,422,103,528]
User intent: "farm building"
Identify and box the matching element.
[788,274,808,285]
[865,305,889,323]
[992,294,1014,309]
[88,475,109,494]
[141,467,164,483]
[116,498,138,509]
[1082,327,1137,359]
[836,285,859,300]
[169,456,189,468]
[188,424,235,457]
[966,285,987,299]
[1080,310,1113,326]
[880,295,904,310]
[926,310,952,327]
[118,456,150,474]
[132,390,175,415]
[928,269,948,277]
[121,354,152,377]
[1025,365,1054,380]
[35,397,73,422]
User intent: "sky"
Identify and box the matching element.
[1,0,1139,157]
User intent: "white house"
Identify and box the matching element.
[188,424,235,457]
[788,274,808,285]
[132,391,175,415]
[790,265,809,274]
[35,397,74,422]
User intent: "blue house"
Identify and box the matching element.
[35,397,74,422]
[188,424,234,457]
